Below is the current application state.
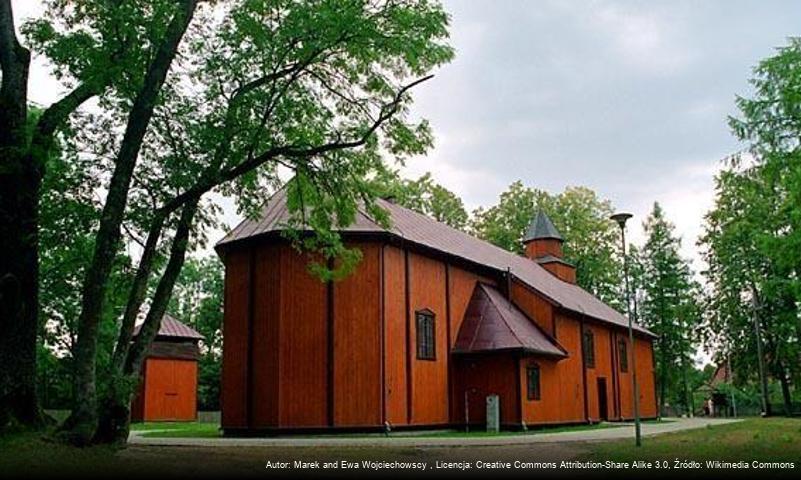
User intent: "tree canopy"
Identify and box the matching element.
[471,182,622,306]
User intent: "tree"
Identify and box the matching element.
[470,182,622,305]
[700,165,798,415]
[700,37,801,415]
[16,0,452,444]
[639,202,700,416]
[36,108,132,412]
[1,0,142,429]
[373,170,468,229]
[168,256,223,411]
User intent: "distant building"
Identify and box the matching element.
[131,315,203,422]
[215,189,658,433]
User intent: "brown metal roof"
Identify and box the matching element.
[133,314,204,341]
[216,187,654,336]
[453,283,566,357]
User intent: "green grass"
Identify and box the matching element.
[409,421,624,438]
[132,421,221,438]
[0,431,121,475]
[586,418,801,462]
[131,419,631,439]
[3,418,800,475]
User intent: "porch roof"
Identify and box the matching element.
[453,283,567,357]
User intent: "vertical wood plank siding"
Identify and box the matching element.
[333,242,382,426]
[278,246,328,427]
[220,239,658,431]
[407,252,448,425]
[250,246,280,427]
[383,245,408,426]
[221,249,251,429]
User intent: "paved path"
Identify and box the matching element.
[129,417,740,448]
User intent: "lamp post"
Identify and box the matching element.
[611,212,641,447]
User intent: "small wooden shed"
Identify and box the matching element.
[131,315,204,422]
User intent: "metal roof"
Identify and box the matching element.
[535,254,574,266]
[523,211,563,242]
[133,314,204,341]
[453,283,566,357]
[216,188,654,336]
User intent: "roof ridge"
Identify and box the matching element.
[480,284,527,350]
[216,190,654,337]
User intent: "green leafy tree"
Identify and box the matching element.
[167,256,223,411]
[700,37,801,415]
[373,170,468,229]
[639,202,700,416]
[471,182,622,305]
[700,166,798,415]
[1,0,135,428]
[37,122,132,412]
[15,0,452,444]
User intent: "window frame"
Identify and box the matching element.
[526,363,541,401]
[415,309,436,361]
[583,329,595,368]
[618,338,628,372]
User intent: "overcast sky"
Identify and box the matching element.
[15,0,801,270]
[401,0,800,269]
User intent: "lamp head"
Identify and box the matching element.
[610,212,633,229]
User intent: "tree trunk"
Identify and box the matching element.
[94,201,198,444]
[0,0,45,431]
[65,0,198,445]
[778,364,793,416]
[658,338,668,416]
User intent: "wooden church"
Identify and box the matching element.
[131,315,204,422]
[215,189,658,433]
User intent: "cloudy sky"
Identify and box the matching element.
[400,0,800,268]
[14,0,801,270]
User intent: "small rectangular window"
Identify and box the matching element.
[526,364,541,400]
[583,330,595,368]
[618,338,628,372]
[416,310,436,360]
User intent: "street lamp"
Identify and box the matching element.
[610,212,642,447]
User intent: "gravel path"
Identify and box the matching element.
[128,417,740,448]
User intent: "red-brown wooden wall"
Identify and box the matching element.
[132,358,197,422]
[220,239,657,432]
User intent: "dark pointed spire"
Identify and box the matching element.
[523,211,563,243]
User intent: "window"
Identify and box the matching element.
[618,338,628,372]
[416,310,436,360]
[583,329,595,368]
[526,364,541,400]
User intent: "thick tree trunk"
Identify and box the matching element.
[0,0,45,431]
[65,0,198,445]
[94,201,198,444]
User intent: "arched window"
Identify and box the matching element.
[415,309,436,360]
[526,364,541,400]
[583,329,595,368]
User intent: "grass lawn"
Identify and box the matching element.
[410,421,624,438]
[586,417,801,463]
[131,421,221,438]
[2,418,799,476]
[129,420,628,439]
[0,431,122,476]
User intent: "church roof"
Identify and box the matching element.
[453,283,566,356]
[133,314,204,341]
[523,211,563,242]
[216,188,654,337]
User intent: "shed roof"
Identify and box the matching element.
[216,187,654,336]
[453,283,566,356]
[133,314,204,341]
